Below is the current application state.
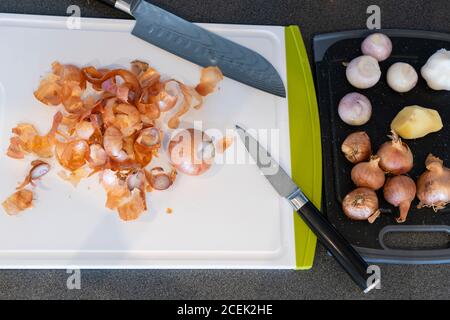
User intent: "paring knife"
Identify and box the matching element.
[97,0,286,97]
[235,125,380,293]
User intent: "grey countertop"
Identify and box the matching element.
[0,0,449,300]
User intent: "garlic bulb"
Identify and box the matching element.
[421,49,450,91]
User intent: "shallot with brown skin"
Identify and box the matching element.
[417,154,450,211]
[384,175,417,223]
[377,131,413,175]
[351,156,385,190]
[341,131,372,164]
[342,187,381,223]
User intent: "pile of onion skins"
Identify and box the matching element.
[341,131,450,224]
[2,61,224,221]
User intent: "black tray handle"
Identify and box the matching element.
[357,225,450,264]
[314,29,450,62]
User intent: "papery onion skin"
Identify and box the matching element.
[117,188,146,222]
[342,187,380,223]
[103,126,129,162]
[146,167,177,191]
[417,154,450,211]
[384,175,417,223]
[56,140,89,171]
[341,131,372,164]
[168,128,215,176]
[88,144,108,168]
[195,67,224,96]
[2,189,34,215]
[16,160,51,190]
[387,62,418,93]
[10,61,224,221]
[338,93,372,126]
[361,33,393,62]
[351,156,385,190]
[377,131,413,175]
[7,137,25,159]
[346,56,381,89]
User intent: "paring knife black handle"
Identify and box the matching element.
[297,201,374,292]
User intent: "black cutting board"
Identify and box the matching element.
[314,30,450,264]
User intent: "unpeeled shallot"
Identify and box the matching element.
[383,175,417,223]
[341,131,372,164]
[377,131,413,175]
[351,156,385,190]
[342,187,381,223]
[417,154,450,211]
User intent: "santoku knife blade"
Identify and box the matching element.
[98,0,286,97]
[236,125,380,293]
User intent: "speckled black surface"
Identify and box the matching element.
[0,0,450,300]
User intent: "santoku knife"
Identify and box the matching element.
[97,0,286,97]
[236,125,380,293]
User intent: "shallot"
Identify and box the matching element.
[377,131,413,175]
[346,55,381,89]
[338,93,372,126]
[342,187,380,223]
[361,33,392,62]
[387,62,418,93]
[341,131,372,164]
[168,129,215,176]
[421,49,450,91]
[351,156,385,190]
[417,154,450,211]
[383,175,417,223]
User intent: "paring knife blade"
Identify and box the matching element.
[235,125,380,293]
[98,0,286,97]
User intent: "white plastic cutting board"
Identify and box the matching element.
[0,14,295,268]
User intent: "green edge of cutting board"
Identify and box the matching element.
[285,26,322,270]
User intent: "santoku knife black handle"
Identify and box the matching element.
[98,0,116,6]
[98,0,134,14]
[297,201,376,292]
